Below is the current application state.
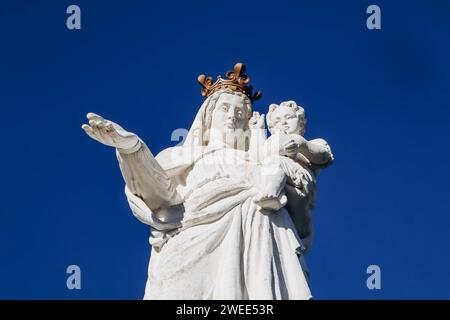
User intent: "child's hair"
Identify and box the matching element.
[266,100,307,135]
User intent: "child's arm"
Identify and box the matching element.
[248,112,267,162]
[281,135,333,167]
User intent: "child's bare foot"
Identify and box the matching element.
[254,193,287,211]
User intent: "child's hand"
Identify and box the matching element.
[283,140,301,157]
[249,112,266,130]
[282,135,307,158]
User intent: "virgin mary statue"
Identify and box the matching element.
[81,63,322,300]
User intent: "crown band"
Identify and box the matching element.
[198,63,262,102]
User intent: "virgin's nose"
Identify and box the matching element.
[227,108,236,120]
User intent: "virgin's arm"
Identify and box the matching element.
[81,112,185,212]
[248,112,267,162]
[116,142,184,212]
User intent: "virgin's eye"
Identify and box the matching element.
[237,111,243,117]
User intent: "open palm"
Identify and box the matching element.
[81,113,139,150]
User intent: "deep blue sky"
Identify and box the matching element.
[1,0,449,299]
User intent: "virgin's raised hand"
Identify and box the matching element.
[249,112,266,130]
[81,113,139,150]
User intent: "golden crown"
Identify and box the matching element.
[197,63,262,102]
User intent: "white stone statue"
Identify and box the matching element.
[249,101,333,211]
[81,63,333,300]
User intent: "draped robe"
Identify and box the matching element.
[117,141,313,300]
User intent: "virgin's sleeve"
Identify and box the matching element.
[115,142,191,211]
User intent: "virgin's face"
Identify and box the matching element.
[211,93,248,134]
[270,105,301,135]
[208,93,249,149]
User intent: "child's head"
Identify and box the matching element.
[266,100,306,135]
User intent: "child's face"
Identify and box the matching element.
[270,106,302,135]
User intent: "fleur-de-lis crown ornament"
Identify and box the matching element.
[197,63,262,102]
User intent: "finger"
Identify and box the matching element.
[82,124,99,141]
[100,121,121,141]
[105,122,114,132]
[95,120,105,129]
[81,124,93,134]
[105,123,120,137]
[88,120,107,140]
[100,122,116,138]
[87,112,104,122]
[96,121,114,140]
[285,140,295,146]
[106,125,121,141]
[89,121,102,138]
[284,142,296,149]
[259,115,265,124]
[93,124,107,142]
[89,119,105,130]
